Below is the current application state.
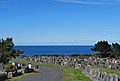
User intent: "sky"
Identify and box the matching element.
[0,0,120,45]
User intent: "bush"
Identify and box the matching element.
[4,64,16,73]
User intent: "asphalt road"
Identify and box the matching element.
[0,65,3,72]
[0,65,3,70]
[17,66,63,81]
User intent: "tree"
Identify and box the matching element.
[91,41,111,57]
[0,38,24,64]
[111,43,120,59]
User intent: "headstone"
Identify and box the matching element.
[110,74,114,81]
[97,70,100,78]
[35,65,39,70]
[28,63,32,69]
[90,68,93,75]
[18,64,20,67]
[12,62,15,66]
[109,65,112,69]
[118,77,120,81]
[115,75,119,81]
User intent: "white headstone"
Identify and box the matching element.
[12,62,15,66]
[28,64,32,69]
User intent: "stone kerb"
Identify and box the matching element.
[84,67,120,81]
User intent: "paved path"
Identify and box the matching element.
[0,65,3,70]
[17,66,63,81]
[0,65,3,73]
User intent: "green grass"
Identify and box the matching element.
[61,68,93,81]
[12,59,93,81]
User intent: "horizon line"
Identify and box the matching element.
[15,44,94,46]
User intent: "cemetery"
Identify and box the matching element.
[0,54,120,81]
[0,39,120,81]
[16,55,120,81]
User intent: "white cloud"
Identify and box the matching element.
[54,0,120,5]
[0,0,16,8]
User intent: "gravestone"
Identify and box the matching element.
[35,65,39,70]
[28,63,32,69]
[109,74,114,81]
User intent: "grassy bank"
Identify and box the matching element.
[12,59,93,81]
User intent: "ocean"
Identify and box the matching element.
[14,46,96,56]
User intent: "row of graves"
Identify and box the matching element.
[18,56,86,69]
[18,56,120,81]
[84,67,120,81]
[0,61,39,81]
[18,56,120,70]
[83,57,120,70]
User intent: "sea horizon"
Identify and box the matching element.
[15,44,94,46]
[14,45,95,56]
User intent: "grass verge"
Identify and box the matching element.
[12,59,93,81]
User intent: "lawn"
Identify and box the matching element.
[12,59,93,81]
[61,68,93,81]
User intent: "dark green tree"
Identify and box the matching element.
[91,41,111,57]
[111,43,120,58]
[0,38,24,64]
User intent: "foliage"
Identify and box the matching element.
[0,38,24,64]
[91,41,111,57]
[111,43,120,58]
[4,64,16,73]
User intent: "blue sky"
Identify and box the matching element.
[0,0,120,45]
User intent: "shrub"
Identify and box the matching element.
[4,64,16,73]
